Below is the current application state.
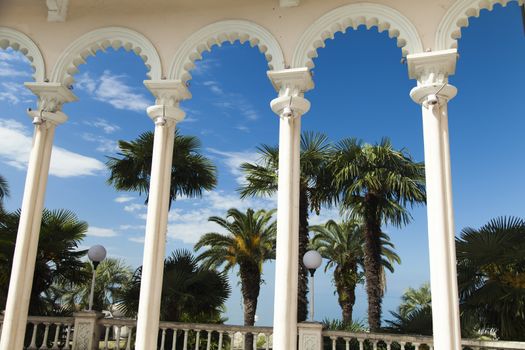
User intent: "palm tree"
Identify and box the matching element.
[398,282,431,318]
[310,219,400,324]
[55,258,132,312]
[117,250,230,323]
[0,209,89,315]
[239,132,333,321]
[194,208,276,350]
[456,216,525,341]
[330,138,426,331]
[106,130,217,206]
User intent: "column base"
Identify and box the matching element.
[72,311,104,350]
[298,322,323,350]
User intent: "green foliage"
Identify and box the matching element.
[53,258,133,312]
[457,216,525,340]
[106,130,217,206]
[117,249,230,323]
[330,138,425,330]
[0,174,9,213]
[398,283,431,319]
[0,209,89,315]
[321,318,367,332]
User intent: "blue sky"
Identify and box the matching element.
[0,3,524,326]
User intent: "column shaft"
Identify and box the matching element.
[421,102,461,350]
[0,123,56,350]
[273,114,299,350]
[134,120,176,349]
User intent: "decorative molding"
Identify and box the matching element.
[0,27,46,82]
[24,82,77,112]
[407,49,458,84]
[46,0,69,22]
[435,0,524,51]
[291,2,424,69]
[267,67,314,94]
[280,0,300,7]
[169,20,285,83]
[144,80,190,123]
[51,27,162,86]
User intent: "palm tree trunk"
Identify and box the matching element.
[240,263,261,350]
[297,188,309,322]
[335,264,358,325]
[363,194,383,331]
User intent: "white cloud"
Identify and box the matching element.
[83,118,120,134]
[128,236,145,244]
[0,119,105,177]
[119,224,145,231]
[309,207,342,226]
[124,203,145,213]
[75,71,151,112]
[0,49,27,62]
[201,81,261,121]
[115,196,135,203]
[206,148,260,185]
[191,58,221,76]
[0,61,31,78]
[0,82,33,104]
[86,226,119,237]
[81,133,118,153]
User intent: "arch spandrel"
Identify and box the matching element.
[50,26,162,86]
[291,2,424,70]
[0,27,46,82]
[435,0,525,51]
[168,20,285,83]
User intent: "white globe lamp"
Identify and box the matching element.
[303,250,322,321]
[87,245,107,311]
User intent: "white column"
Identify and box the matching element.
[407,49,461,350]
[0,83,75,350]
[134,80,190,350]
[267,68,313,350]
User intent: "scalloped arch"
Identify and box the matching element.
[51,27,162,86]
[292,3,424,69]
[169,20,285,83]
[435,0,524,51]
[0,27,45,82]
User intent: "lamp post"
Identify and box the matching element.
[303,250,322,321]
[87,245,107,311]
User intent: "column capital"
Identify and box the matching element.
[267,67,314,96]
[407,49,458,106]
[268,68,313,118]
[24,82,76,125]
[144,80,191,124]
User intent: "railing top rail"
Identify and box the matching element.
[322,330,433,343]
[98,318,273,333]
[27,316,75,324]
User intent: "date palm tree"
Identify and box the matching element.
[194,208,276,350]
[239,132,333,321]
[0,209,88,315]
[310,219,400,324]
[106,130,217,206]
[457,216,525,340]
[0,174,9,213]
[330,138,426,331]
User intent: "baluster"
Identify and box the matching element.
[63,324,72,350]
[344,337,350,350]
[253,332,258,350]
[51,323,61,349]
[206,330,212,350]
[241,332,246,350]
[160,327,167,350]
[103,325,110,350]
[41,322,51,349]
[372,340,378,350]
[183,329,189,350]
[228,332,234,350]
[218,331,224,350]
[195,329,201,350]
[413,342,420,350]
[126,327,133,350]
[399,342,406,350]
[385,341,392,350]
[115,326,122,350]
[264,334,269,350]
[358,338,364,350]
[171,329,178,350]
[27,323,39,350]
[330,336,337,350]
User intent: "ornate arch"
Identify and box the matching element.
[292,3,424,69]
[435,0,524,51]
[51,26,162,86]
[0,27,45,82]
[169,20,285,83]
